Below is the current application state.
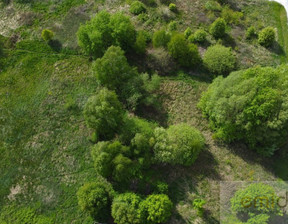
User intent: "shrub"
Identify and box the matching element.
[168,21,178,31]
[193,199,206,217]
[189,29,207,43]
[258,27,276,48]
[169,3,177,12]
[246,214,270,224]
[111,193,142,224]
[168,33,201,68]
[198,65,288,155]
[153,123,205,166]
[91,141,134,182]
[203,44,236,75]
[205,0,222,11]
[231,183,282,219]
[130,1,147,15]
[83,88,124,140]
[77,180,114,221]
[209,18,226,39]
[134,31,147,54]
[246,26,257,40]
[77,11,136,58]
[139,194,173,224]
[41,29,54,42]
[221,5,243,25]
[152,29,171,48]
[184,27,192,39]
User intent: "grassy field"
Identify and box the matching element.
[1,0,288,223]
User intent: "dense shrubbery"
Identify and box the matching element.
[189,29,207,43]
[152,29,171,48]
[209,18,226,38]
[258,27,276,48]
[221,5,243,25]
[77,11,136,58]
[199,65,288,155]
[231,183,282,223]
[203,44,236,75]
[130,1,147,15]
[153,123,205,166]
[168,33,201,68]
[77,180,115,221]
[83,88,124,140]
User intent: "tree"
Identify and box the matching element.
[168,33,201,68]
[111,193,142,224]
[258,27,276,48]
[77,180,114,221]
[184,27,192,39]
[153,123,205,166]
[198,65,288,155]
[189,29,207,43]
[130,1,147,15]
[231,183,282,222]
[134,31,147,54]
[139,194,173,224]
[91,141,134,182]
[152,30,171,48]
[41,29,54,42]
[203,44,236,75]
[209,18,226,38]
[83,88,124,140]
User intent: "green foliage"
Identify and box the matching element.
[221,5,243,25]
[152,30,171,48]
[209,18,226,39]
[134,31,147,54]
[91,141,135,182]
[231,183,282,220]
[130,1,147,15]
[184,27,192,39]
[169,3,177,12]
[246,214,270,224]
[193,198,206,217]
[258,27,276,48]
[112,193,142,224]
[198,65,288,155]
[203,44,236,75]
[168,33,201,68]
[41,29,54,42]
[189,29,207,43]
[139,194,173,224]
[77,180,115,221]
[168,21,178,32]
[205,0,222,11]
[246,26,257,40]
[83,87,124,140]
[77,11,136,58]
[153,123,205,166]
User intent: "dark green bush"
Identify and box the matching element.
[111,193,142,224]
[152,29,171,48]
[184,27,192,39]
[203,44,236,75]
[189,29,207,43]
[221,5,243,25]
[246,26,257,40]
[209,18,226,39]
[130,1,147,15]
[77,180,115,221]
[83,87,124,140]
[41,29,54,42]
[168,33,201,68]
[258,27,276,48]
[134,31,147,54]
[198,65,288,155]
[153,123,205,166]
[139,194,173,224]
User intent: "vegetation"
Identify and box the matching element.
[152,29,171,48]
[189,29,207,43]
[41,29,54,42]
[258,27,276,48]
[130,1,147,15]
[209,18,226,39]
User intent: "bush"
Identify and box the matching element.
[246,26,257,40]
[134,31,147,54]
[111,193,142,224]
[184,27,192,39]
[258,27,276,48]
[152,30,171,48]
[189,29,207,43]
[77,180,114,221]
[193,199,206,217]
[168,21,178,31]
[41,29,54,42]
[198,65,288,155]
[153,123,205,166]
[91,141,135,182]
[205,0,222,11]
[77,11,136,58]
[139,194,173,224]
[203,44,236,75]
[83,88,124,140]
[130,1,147,15]
[246,214,270,224]
[169,3,177,12]
[221,5,243,25]
[168,33,201,68]
[231,183,282,220]
[209,18,226,39]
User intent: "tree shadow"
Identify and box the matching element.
[48,39,62,52]
[222,33,237,49]
[270,41,286,56]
